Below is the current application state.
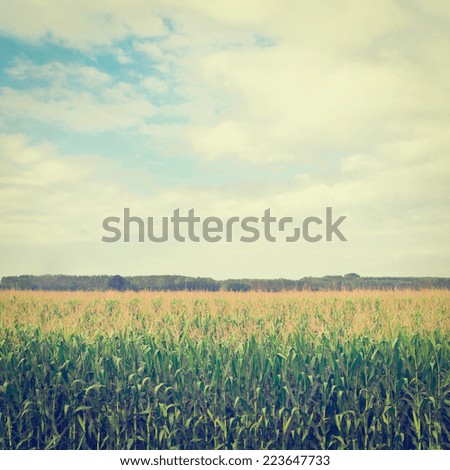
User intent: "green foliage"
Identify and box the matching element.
[222,281,251,292]
[0,329,448,450]
[108,275,128,292]
[1,274,450,292]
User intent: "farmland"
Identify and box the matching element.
[0,289,449,449]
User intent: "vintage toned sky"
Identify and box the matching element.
[0,0,449,278]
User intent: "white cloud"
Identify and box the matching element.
[115,48,133,64]
[1,1,449,276]
[6,59,112,87]
[0,60,159,132]
[0,0,165,49]
[0,134,162,244]
[141,76,168,94]
[415,0,450,18]
[0,130,449,276]
[0,87,156,133]
[133,41,165,59]
[123,2,449,168]
[4,1,449,162]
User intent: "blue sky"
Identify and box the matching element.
[0,0,449,278]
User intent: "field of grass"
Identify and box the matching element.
[0,289,449,449]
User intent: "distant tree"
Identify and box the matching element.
[222,281,251,292]
[1,273,450,292]
[108,275,127,291]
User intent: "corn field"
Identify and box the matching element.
[0,290,449,449]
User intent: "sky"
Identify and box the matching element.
[0,0,449,279]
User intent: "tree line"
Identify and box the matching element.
[0,273,449,291]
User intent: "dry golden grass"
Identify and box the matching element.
[0,289,448,341]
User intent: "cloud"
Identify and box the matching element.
[6,59,112,87]
[0,0,166,49]
[140,76,169,94]
[128,1,449,168]
[3,1,449,162]
[0,60,158,132]
[0,1,449,276]
[0,134,136,243]
[1,130,449,277]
